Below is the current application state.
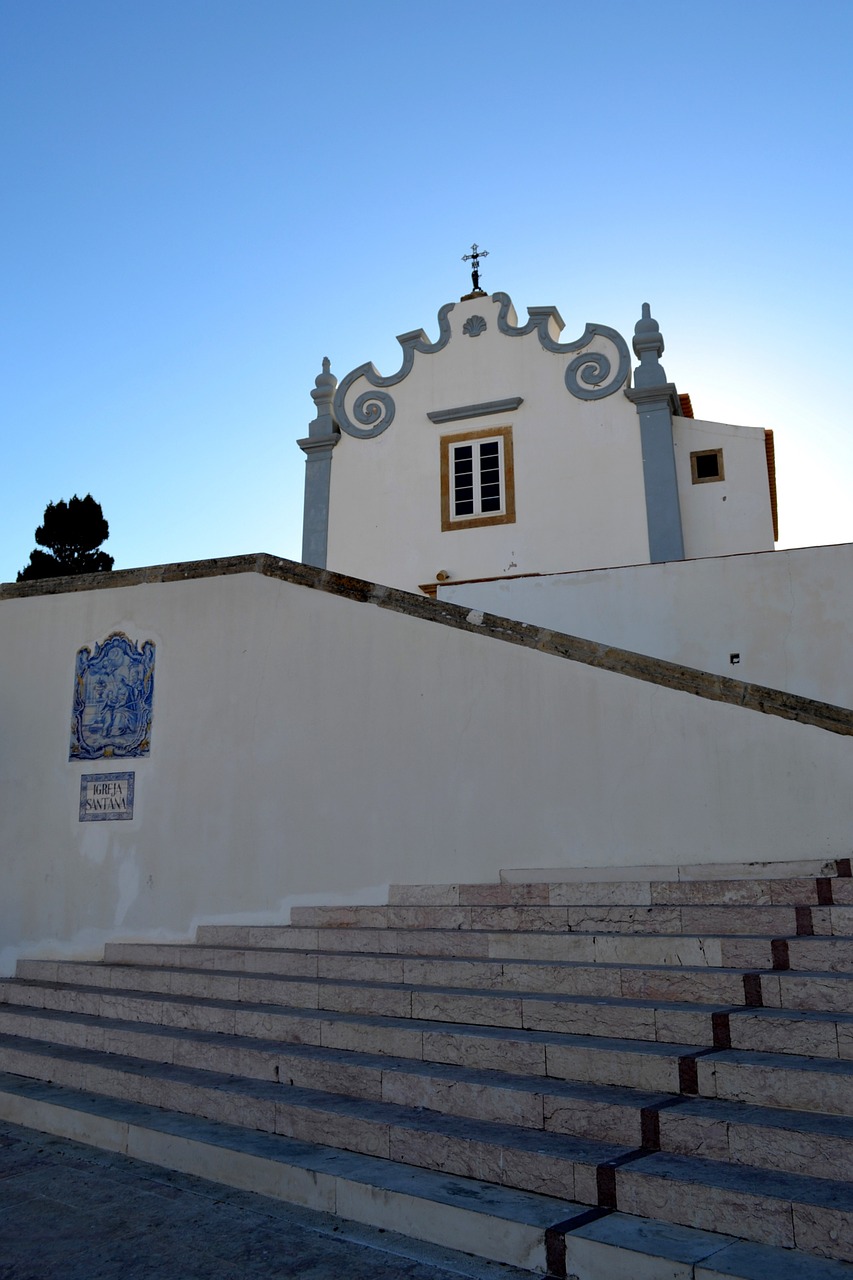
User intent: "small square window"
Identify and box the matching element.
[690,448,725,484]
[440,427,516,532]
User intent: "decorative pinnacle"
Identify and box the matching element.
[311,356,336,404]
[462,243,489,292]
[632,303,667,388]
[308,356,338,436]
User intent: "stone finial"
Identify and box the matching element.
[632,303,668,388]
[311,356,336,409]
[308,357,338,438]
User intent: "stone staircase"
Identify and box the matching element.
[2,863,853,1278]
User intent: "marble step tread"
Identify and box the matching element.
[21,970,847,1057]
[658,1094,853,1182]
[3,1002,849,1178]
[104,939,784,982]
[0,1032,636,1203]
[0,1037,850,1262]
[0,1071,579,1274]
[4,1075,850,1280]
[2,987,850,1116]
[103,939,776,982]
[22,948,853,1017]
[563,1212,853,1279]
[387,874,853,908]
[100,938,853,1002]
[7,958,772,1029]
[0,993,719,1095]
[6,977,852,1086]
[109,931,786,970]
[0,1003,679,1147]
[0,982,723,1071]
[0,976,807,1082]
[186,925,853,975]
[193,925,762,965]
[287,903,853,939]
[12,973,853,1102]
[499,858,853,886]
[610,1149,853,1264]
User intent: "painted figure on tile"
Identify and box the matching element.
[70,632,155,760]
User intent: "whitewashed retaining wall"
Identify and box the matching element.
[439,543,853,709]
[1,558,850,972]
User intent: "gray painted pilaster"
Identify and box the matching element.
[624,304,685,563]
[298,358,340,569]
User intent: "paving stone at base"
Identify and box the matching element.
[0,1085,563,1274]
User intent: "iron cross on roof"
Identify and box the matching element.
[462,243,489,292]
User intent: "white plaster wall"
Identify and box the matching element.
[438,542,853,708]
[2,566,850,972]
[674,417,775,559]
[325,294,651,591]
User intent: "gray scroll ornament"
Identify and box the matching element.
[492,292,630,400]
[334,303,455,439]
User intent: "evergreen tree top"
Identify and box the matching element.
[17,494,114,582]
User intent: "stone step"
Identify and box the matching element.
[0,1004,675,1148]
[0,1033,633,1202]
[657,1095,853,1182]
[4,1075,850,1279]
[499,857,853,885]
[106,932,853,984]
[192,925,853,974]
[726,1005,853,1058]
[14,950,853,1022]
[0,1038,850,1262]
[696,1048,853,1116]
[103,940,767,985]
[117,926,778,962]
[4,1002,851,1181]
[388,874,853,908]
[721,936,853,972]
[4,984,851,1117]
[0,1072,577,1275]
[7,955,767,1022]
[563,1214,853,1279]
[0,989,713,1095]
[287,902,840,938]
[7,974,852,1073]
[610,1150,853,1263]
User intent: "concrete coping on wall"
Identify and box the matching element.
[3,552,852,737]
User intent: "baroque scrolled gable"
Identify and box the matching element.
[301,288,777,588]
[332,293,631,441]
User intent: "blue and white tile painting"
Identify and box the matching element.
[70,632,154,760]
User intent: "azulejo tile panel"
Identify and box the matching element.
[70,632,154,760]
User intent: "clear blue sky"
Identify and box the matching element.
[2,0,852,582]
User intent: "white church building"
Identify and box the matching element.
[3,277,853,1275]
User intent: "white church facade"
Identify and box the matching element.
[301,289,777,596]
[3,279,853,1274]
[0,280,850,973]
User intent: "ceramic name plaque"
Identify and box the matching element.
[79,771,135,821]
